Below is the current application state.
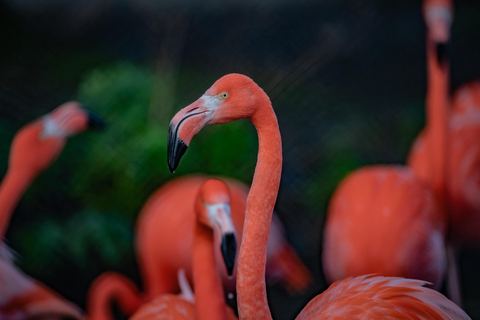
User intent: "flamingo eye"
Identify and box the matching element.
[219,92,229,100]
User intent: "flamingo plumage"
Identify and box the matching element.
[0,101,104,320]
[128,179,238,320]
[86,174,311,320]
[167,73,470,319]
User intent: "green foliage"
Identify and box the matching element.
[15,209,134,280]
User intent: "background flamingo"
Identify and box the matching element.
[0,101,104,319]
[128,179,238,320]
[167,73,470,319]
[321,0,451,291]
[87,174,310,319]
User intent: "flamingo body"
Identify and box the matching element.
[0,251,83,320]
[323,166,446,288]
[296,275,470,320]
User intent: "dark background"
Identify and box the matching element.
[0,0,479,318]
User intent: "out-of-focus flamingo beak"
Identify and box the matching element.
[167,100,210,172]
[85,108,106,131]
[221,232,236,277]
[207,202,237,276]
[425,5,452,65]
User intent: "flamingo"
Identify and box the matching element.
[128,179,238,320]
[320,0,453,291]
[0,101,104,320]
[86,175,311,320]
[167,73,470,319]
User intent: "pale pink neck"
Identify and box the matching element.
[193,223,227,320]
[425,34,450,204]
[0,170,35,240]
[237,99,282,320]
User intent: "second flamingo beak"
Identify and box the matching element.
[221,233,236,276]
[168,101,210,173]
[206,203,237,277]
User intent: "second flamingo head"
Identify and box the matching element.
[195,178,237,276]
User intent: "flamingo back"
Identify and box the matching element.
[323,166,446,289]
[296,275,470,320]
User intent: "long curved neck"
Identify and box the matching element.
[87,274,143,320]
[237,99,282,320]
[425,33,450,204]
[193,223,227,320]
[0,169,35,240]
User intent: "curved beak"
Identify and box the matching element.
[84,108,106,131]
[167,100,211,172]
[207,203,237,276]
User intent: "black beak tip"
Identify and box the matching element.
[221,233,237,277]
[435,41,449,66]
[84,108,106,131]
[167,124,188,173]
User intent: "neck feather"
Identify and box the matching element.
[0,170,34,240]
[426,35,450,204]
[237,100,282,320]
[193,223,227,320]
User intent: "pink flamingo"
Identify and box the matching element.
[166,73,469,319]
[86,175,311,320]
[0,101,104,320]
[321,0,451,292]
[127,179,238,320]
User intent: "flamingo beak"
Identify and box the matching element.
[435,41,449,66]
[221,233,236,276]
[167,100,210,172]
[85,108,106,131]
[207,203,237,276]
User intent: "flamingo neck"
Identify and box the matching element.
[193,223,227,320]
[87,275,142,320]
[0,170,34,240]
[237,100,282,320]
[426,34,450,203]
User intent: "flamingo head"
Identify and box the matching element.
[423,0,453,64]
[9,101,105,178]
[168,73,266,172]
[195,179,237,276]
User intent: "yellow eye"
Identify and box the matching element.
[219,92,229,100]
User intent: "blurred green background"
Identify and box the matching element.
[0,0,479,319]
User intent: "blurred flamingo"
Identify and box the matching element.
[321,0,453,291]
[167,73,470,319]
[128,179,238,320]
[0,102,104,320]
[87,174,310,319]
[408,0,480,305]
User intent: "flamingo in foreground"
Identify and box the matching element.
[321,0,452,291]
[0,101,104,319]
[167,73,469,319]
[128,179,238,320]
[87,175,311,320]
